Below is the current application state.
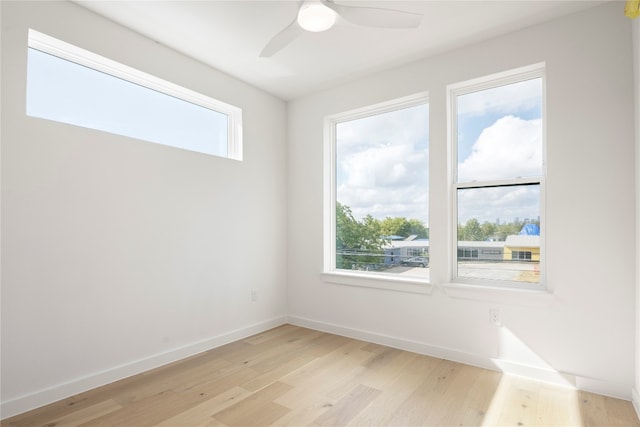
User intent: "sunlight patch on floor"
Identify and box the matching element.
[482,374,582,426]
[483,326,583,425]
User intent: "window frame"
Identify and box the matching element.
[447,63,547,291]
[27,29,243,160]
[322,92,432,294]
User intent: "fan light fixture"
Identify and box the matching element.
[260,0,422,57]
[297,2,337,32]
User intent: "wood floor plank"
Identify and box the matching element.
[212,381,292,427]
[299,331,355,358]
[1,395,98,427]
[221,340,300,371]
[459,366,503,420]
[242,324,306,345]
[77,390,194,427]
[579,390,611,427]
[241,352,318,392]
[493,376,540,426]
[155,386,251,426]
[311,383,382,427]
[113,357,233,406]
[278,338,370,393]
[535,382,582,426]
[177,364,260,401]
[389,358,463,425]
[273,391,338,427]
[330,346,415,401]
[28,399,122,427]
[244,329,326,378]
[3,325,639,427]
[423,362,490,426]
[346,353,438,426]
[604,393,640,425]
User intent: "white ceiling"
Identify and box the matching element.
[75,0,609,100]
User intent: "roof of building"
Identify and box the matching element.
[385,236,540,249]
[386,240,430,249]
[457,241,506,248]
[505,235,540,248]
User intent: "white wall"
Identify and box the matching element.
[288,2,636,399]
[1,1,288,417]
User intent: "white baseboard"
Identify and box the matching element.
[574,376,633,401]
[633,388,640,420]
[288,315,632,400]
[1,316,287,419]
[287,315,495,371]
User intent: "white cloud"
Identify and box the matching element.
[336,103,429,224]
[341,143,424,188]
[458,115,542,182]
[456,115,542,224]
[338,183,428,223]
[337,142,428,222]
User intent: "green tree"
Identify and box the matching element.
[460,218,483,241]
[380,217,428,239]
[481,222,497,240]
[336,202,360,253]
[457,219,540,241]
[380,217,410,237]
[336,202,386,270]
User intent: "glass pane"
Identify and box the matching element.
[27,48,229,157]
[457,78,542,182]
[335,103,429,279]
[457,184,540,284]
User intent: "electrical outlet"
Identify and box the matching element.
[251,288,257,302]
[489,308,501,325]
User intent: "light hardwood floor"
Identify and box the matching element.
[3,324,639,426]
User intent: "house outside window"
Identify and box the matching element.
[449,64,545,289]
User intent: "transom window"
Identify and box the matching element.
[26,29,242,160]
[449,64,545,289]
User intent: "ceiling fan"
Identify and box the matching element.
[260,0,423,57]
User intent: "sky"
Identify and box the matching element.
[336,77,542,227]
[336,103,429,224]
[26,48,228,157]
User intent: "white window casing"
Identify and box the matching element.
[27,29,242,160]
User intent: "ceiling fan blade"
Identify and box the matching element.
[260,19,303,57]
[321,0,422,29]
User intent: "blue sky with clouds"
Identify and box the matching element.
[336,77,542,227]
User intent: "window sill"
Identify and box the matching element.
[441,282,554,306]
[322,271,433,295]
